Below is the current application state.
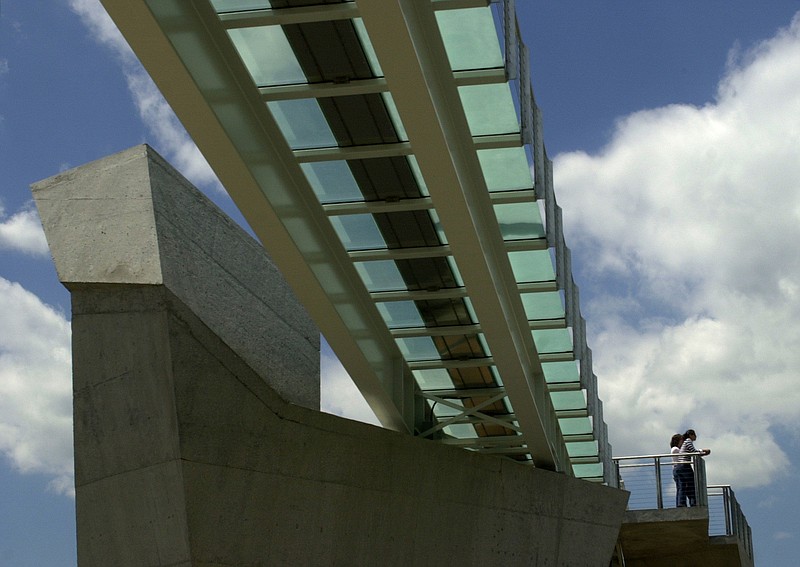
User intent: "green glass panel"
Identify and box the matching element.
[353,18,384,76]
[212,0,270,12]
[559,417,592,436]
[330,214,385,250]
[228,26,304,86]
[267,99,336,149]
[566,441,599,458]
[532,328,573,354]
[432,399,463,417]
[458,83,519,136]
[407,156,429,196]
[381,92,408,141]
[443,424,479,438]
[477,147,533,192]
[521,292,564,320]
[376,301,423,329]
[463,297,478,324]
[448,257,465,286]
[397,337,440,361]
[354,260,405,292]
[509,250,555,283]
[494,202,544,240]
[572,462,604,479]
[301,161,362,203]
[413,368,455,390]
[550,390,586,411]
[435,7,503,71]
[542,361,580,384]
[428,209,447,244]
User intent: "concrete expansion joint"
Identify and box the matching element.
[76,458,181,488]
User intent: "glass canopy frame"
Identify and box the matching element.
[101,0,612,483]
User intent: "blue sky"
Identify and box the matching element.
[2,1,800,565]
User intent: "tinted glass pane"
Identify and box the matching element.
[566,441,599,458]
[267,99,336,149]
[376,301,424,328]
[477,147,533,191]
[228,26,304,86]
[301,161,362,203]
[509,250,556,283]
[550,390,586,411]
[495,202,544,240]
[355,260,406,292]
[532,328,573,354]
[436,7,503,70]
[542,361,580,384]
[213,0,270,12]
[521,292,564,320]
[330,214,386,250]
[459,83,519,136]
[559,416,592,436]
[396,337,440,361]
[413,368,455,390]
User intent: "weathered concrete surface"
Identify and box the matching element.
[619,508,754,567]
[32,146,628,566]
[32,145,319,411]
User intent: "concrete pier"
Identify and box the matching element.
[32,146,627,566]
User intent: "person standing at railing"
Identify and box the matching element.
[670,433,690,507]
[679,429,711,507]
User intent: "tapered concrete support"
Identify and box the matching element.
[32,146,628,566]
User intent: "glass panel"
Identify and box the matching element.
[532,328,573,354]
[566,440,599,458]
[559,416,592,436]
[435,7,503,71]
[550,390,586,411]
[301,161,362,204]
[542,361,580,384]
[353,18,384,76]
[458,83,519,136]
[572,462,604,479]
[477,147,534,191]
[355,260,406,292]
[413,368,455,390]
[447,257,465,287]
[330,214,386,250]
[432,398,463,417]
[443,424,478,438]
[213,0,270,12]
[396,337,440,361]
[268,99,336,149]
[228,26,304,86]
[509,250,556,283]
[376,301,424,329]
[521,292,564,320]
[407,156,429,196]
[428,209,447,244]
[381,92,408,141]
[495,202,544,240]
[463,297,479,324]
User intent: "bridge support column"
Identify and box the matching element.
[33,146,627,566]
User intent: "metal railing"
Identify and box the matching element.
[708,484,754,560]
[613,452,707,510]
[613,453,753,560]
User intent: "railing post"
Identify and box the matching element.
[654,456,663,509]
[723,486,732,535]
[694,455,708,507]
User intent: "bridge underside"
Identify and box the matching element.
[33,146,627,566]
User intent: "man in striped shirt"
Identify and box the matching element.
[680,429,711,507]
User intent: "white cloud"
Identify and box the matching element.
[0,278,73,496]
[774,531,794,541]
[0,203,49,256]
[555,15,800,488]
[67,0,219,190]
[320,346,381,427]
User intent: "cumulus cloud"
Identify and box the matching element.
[0,278,73,496]
[555,15,800,488]
[67,0,219,190]
[0,203,49,256]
